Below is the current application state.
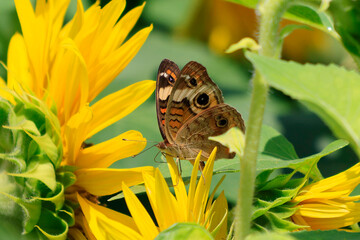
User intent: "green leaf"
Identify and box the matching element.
[212,125,348,180]
[280,24,312,39]
[246,232,296,240]
[155,223,213,240]
[290,230,360,240]
[329,0,360,67]
[246,51,360,157]
[228,1,338,39]
[209,127,245,157]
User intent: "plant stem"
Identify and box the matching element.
[235,0,290,239]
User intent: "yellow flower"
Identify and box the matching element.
[291,163,360,230]
[76,148,228,239]
[1,0,155,238]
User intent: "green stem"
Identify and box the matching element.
[235,0,290,239]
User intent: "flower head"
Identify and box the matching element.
[124,148,228,239]
[1,0,155,238]
[75,148,228,239]
[291,163,360,230]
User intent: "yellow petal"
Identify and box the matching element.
[301,163,360,193]
[0,79,14,103]
[63,0,85,39]
[122,183,159,239]
[68,228,88,240]
[188,151,202,221]
[75,166,154,196]
[86,80,155,139]
[99,2,145,60]
[295,189,351,202]
[89,25,153,100]
[207,191,228,240]
[193,148,217,223]
[166,156,187,222]
[87,0,126,66]
[50,38,89,124]
[76,130,146,168]
[14,0,47,96]
[78,194,142,240]
[206,175,226,214]
[7,33,33,93]
[154,168,178,229]
[64,106,93,166]
[143,172,159,219]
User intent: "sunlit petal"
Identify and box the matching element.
[64,106,92,166]
[207,191,228,240]
[187,151,202,221]
[89,26,153,99]
[99,2,145,60]
[193,148,217,222]
[78,194,142,240]
[154,168,179,229]
[7,33,32,93]
[75,167,154,196]
[122,183,159,239]
[76,130,146,168]
[86,80,155,139]
[166,156,187,222]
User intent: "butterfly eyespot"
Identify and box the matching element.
[168,75,175,84]
[194,93,210,108]
[190,78,197,86]
[215,115,222,121]
[216,118,228,128]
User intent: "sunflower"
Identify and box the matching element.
[1,0,155,238]
[76,148,229,239]
[291,162,360,230]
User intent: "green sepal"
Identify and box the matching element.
[8,156,56,191]
[265,211,302,232]
[35,183,64,211]
[56,168,76,189]
[0,191,41,233]
[57,203,75,227]
[155,223,214,240]
[35,208,68,240]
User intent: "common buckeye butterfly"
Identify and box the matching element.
[155,59,245,161]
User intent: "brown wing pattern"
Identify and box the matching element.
[156,59,180,140]
[165,61,224,141]
[175,104,245,160]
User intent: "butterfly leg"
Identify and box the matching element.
[153,151,167,163]
[199,161,206,185]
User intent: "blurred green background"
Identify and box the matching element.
[0,0,358,207]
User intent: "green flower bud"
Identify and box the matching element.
[0,92,75,239]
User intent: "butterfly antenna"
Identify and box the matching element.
[131,143,158,158]
[122,138,160,144]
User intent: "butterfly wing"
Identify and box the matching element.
[165,61,224,142]
[175,103,245,160]
[156,59,180,140]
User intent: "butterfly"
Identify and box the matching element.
[155,59,245,162]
